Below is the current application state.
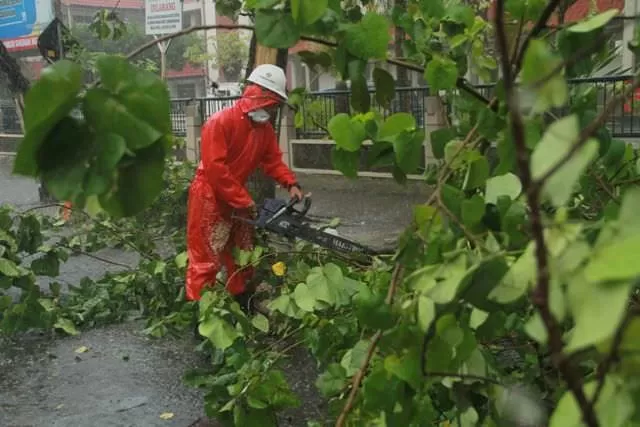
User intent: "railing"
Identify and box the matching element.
[0,102,25,154]
[473,75,640,138]
[294,86,431,139]
[170,96,240,137]
[169,75,640,140]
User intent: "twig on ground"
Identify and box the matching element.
[494,1,599,426]
[20,202,155,259]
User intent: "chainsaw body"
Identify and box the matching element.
[246,197,377,257]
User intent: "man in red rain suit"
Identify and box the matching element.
[186,64,303,307]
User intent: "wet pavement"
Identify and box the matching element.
[0,155,429,426]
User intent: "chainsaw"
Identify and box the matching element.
[235,196,378,259]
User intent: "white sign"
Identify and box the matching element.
[145,0,183,35]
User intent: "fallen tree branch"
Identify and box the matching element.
[494,1,599,426]
[335,263,404,427]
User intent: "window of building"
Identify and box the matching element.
[184,10,202,28]
[177,83,197,98]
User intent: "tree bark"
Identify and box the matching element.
[245,33,289,204]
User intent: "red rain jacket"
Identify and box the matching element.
[196,85,297,209]
[185,84,297,300]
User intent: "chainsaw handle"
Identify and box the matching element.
[289,195,311,217]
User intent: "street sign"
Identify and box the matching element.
[145,0,182,35]
[0,0,55,53]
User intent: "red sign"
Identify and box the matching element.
[623,81,640,113]
[3,35,38,52]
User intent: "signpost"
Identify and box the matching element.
[144,0,182,80]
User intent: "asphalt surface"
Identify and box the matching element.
[0,155,428,427]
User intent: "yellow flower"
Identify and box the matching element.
[271,261,286,277]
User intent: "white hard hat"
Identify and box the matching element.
[246,64,288,101]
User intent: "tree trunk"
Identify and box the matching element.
[394,0,411,116]
[245,33,289,204]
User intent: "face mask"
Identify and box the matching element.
[248,109,271,123]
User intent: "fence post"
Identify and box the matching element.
[185,100,202,163]
[424,94,446,165]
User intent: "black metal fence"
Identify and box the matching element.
[169,75,640,140]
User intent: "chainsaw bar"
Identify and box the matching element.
[236,197,377,258]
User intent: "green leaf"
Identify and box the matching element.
[251,313,270,333]
[602,138,626,168]
[485,173,522,205]
[420,0,445,19]
[463,155,490,190]
[331,146,359,179]
[425,55,458,91]
[30,251,61,277]
[14,60,83,176]
[350,73,370,113]
[430,128,455,159]
[354,289,394,330]
[340,339,370,376]
[95,56,171,135]
[549,377,633,427]
[99,141,166,217]
[444,140,465,169]
[569,9,619,33]
[531,115,599,207]
[0,258,20,277]
[198,316,241,350]
[290,0,327,27]
[372,68,395,109]
[417,295,435,333]
[469,308,489,329]
[255,9,301,49]
[54,317,79,336]
[315,363,347,397]
[411,254,469,304]
[94,133,127,171]
[489,244,536,303]
[583,235,640,283]
[393,130,424,174]
[248,370,301,410]
[566,279,632,353]
[328,114,366,152]
[344,13,390,60]
[384,348,422,390]
[293,282,316,311]
[378,113,416,141]
[461,195,485,227]
[83,88,163,151]
[521,39,568,113]
[268,294,298,317]
[175,251,188,268]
